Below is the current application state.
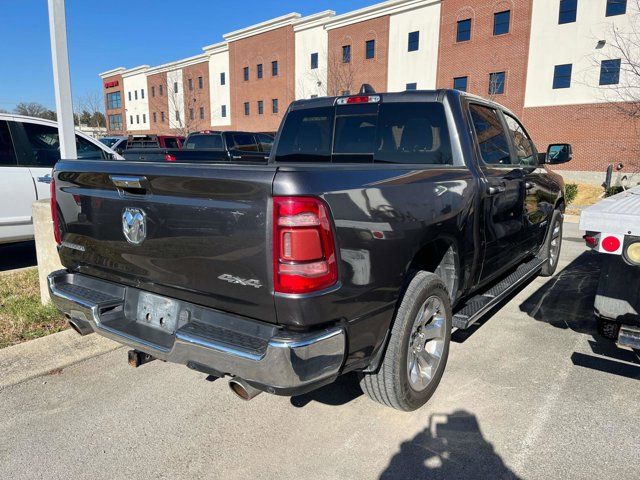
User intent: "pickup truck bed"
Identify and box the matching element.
[579,186,640,235]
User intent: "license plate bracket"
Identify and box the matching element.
[136,292,180,333]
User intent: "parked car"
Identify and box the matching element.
[580,186,640,349]
[99,136,128,155]
[0,113,120,244]
[123,130,274,163]
[49,88,570,411]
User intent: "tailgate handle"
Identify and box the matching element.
[110,175,149,195]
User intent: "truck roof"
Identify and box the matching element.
[579,185,640,236]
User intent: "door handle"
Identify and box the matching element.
[488,185,506,195]
[37,174,53,184]
[231,155,242,160]
[525,181,536,190]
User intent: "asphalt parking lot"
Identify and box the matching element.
[1,222,638,480]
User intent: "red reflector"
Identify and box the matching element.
[602,236,621,252]
[165,153,177,162]
[583,234,598,249]
[347,95,370,104]
[50,177,61,245]
[273,196,337,294]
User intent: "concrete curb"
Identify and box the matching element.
[564,214,580,224]
[0,329,121,390]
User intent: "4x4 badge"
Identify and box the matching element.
[122,208,147,245]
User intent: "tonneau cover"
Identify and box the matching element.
[579,185,640,235]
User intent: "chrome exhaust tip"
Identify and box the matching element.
[228,378,263,401]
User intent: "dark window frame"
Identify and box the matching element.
[488,71,506,95]
[258,100,264,115]
[553,64,572,89]
[365,39,376,59]
[257,63,263,79]
[559,0,578,24]
[311,52,318,69]
[606,0,627,17]
[243,67,249,81]
[599,59,621,85]
[408,31,420,51]
[272,98,279,114]
[457,19,472,42]
[272,60,279,76]
[244,102,250,116]
[493,10,511,36]
[453,76,468,92]
[342,45,351,63]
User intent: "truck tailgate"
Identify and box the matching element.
[53,160,277,323]
[579,186,640,235]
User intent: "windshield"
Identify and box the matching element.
[100,138,119,148]
[185,134,224,150]
[275,102,453,165]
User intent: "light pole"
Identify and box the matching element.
[47,0,77,159]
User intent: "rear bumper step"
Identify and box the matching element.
[618,326,640,350]
[48,270,345,395]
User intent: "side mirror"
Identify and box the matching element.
[546,143,573,164]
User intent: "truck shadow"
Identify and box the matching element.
[519,251,640,378]
[290,372,363,408]
[380,410,520,479]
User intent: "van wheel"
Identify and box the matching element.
[359,271,451,411]
[541,210,563,277]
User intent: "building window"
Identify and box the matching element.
[457,19,472,42]
[221,105,227,118]
[243,67,249,81]
[453,76,468,91]
[408,31,420,51]
[174,82,178,93]
[134,90,138,100]
[175,110,180,122]
[606,0,627,17]
[244,102,250,115]
[198,76,203,89]
[136,114,139,124]
[342,45,351,63]
[493,10,511,35]
[152,86,156,97]
[108,114,122,131]
[128,91,132,101]
[559,0,577,24]
[311,52,318,69]
[221,72,226,85]
[129,115,133,125]
[188,78,193,91]
[106,92,121,109]
[189,108,194,120]
[258,100,264,115]
[553,64,572,89]
[406,83,417,90]
[199,106,204,119]
[161,111,165,122]
[272,98,278,114]
[142,113,146,123]
[141,89,145,99]
[489,72,506,94]
[153,112,157,122]
[600,59,621,85]
[257,64,263,79]
[272,60,278,76]
[365,39,375,59]
[159,84,163,96]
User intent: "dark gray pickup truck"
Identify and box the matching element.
[49,89,570,411]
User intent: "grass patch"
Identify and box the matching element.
[565,184,604,215]
[0,269,67,349]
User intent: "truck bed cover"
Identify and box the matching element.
[579,185,640,235]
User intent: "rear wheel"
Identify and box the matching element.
[359,271,451,411]
[541,209,563,277]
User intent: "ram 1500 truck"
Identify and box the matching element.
[48,89,569,411]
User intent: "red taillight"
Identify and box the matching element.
[165,153,177,162]
[273,196,337,294]
[602,236,621,252]
[50,178,61,245]
[583,234,598,249]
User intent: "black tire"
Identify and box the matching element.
[597,317,619,340]
[359,271,452,411]
[540,209,564,277]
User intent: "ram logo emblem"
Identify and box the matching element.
[122,208,147,245]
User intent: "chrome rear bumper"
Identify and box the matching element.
[48,270,345,394]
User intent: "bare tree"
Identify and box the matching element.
[14,102,56,120]
[75,91,106,127]
[166,77,209,136]
[326,50,356,97]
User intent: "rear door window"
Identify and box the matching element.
[231,133,259,152]
[256,133,274,153]
[0,120,17,166]
[164,138,179,149]
[76,135,106,159]
[19,122,61,167]
[185,134,224,149]
[468,104,512,166]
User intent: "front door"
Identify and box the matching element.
[226,133,266,162]
[468,103,527,284]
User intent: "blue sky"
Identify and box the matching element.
[0,0,375,111]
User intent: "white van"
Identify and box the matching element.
[0,113,122,244]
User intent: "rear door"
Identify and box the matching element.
[0,119,36,242]
[226,133,267,162]
[467,103,527,283]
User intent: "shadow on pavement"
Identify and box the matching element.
[0,241,37,272]
[290,372,363,408]
[380,410,519,479]
[519,251,640,378]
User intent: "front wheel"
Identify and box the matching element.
[540,210,563,277]
[359,271,452,411]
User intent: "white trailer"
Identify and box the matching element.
[579,185,640,350]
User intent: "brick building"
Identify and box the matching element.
[100,0,640,180]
